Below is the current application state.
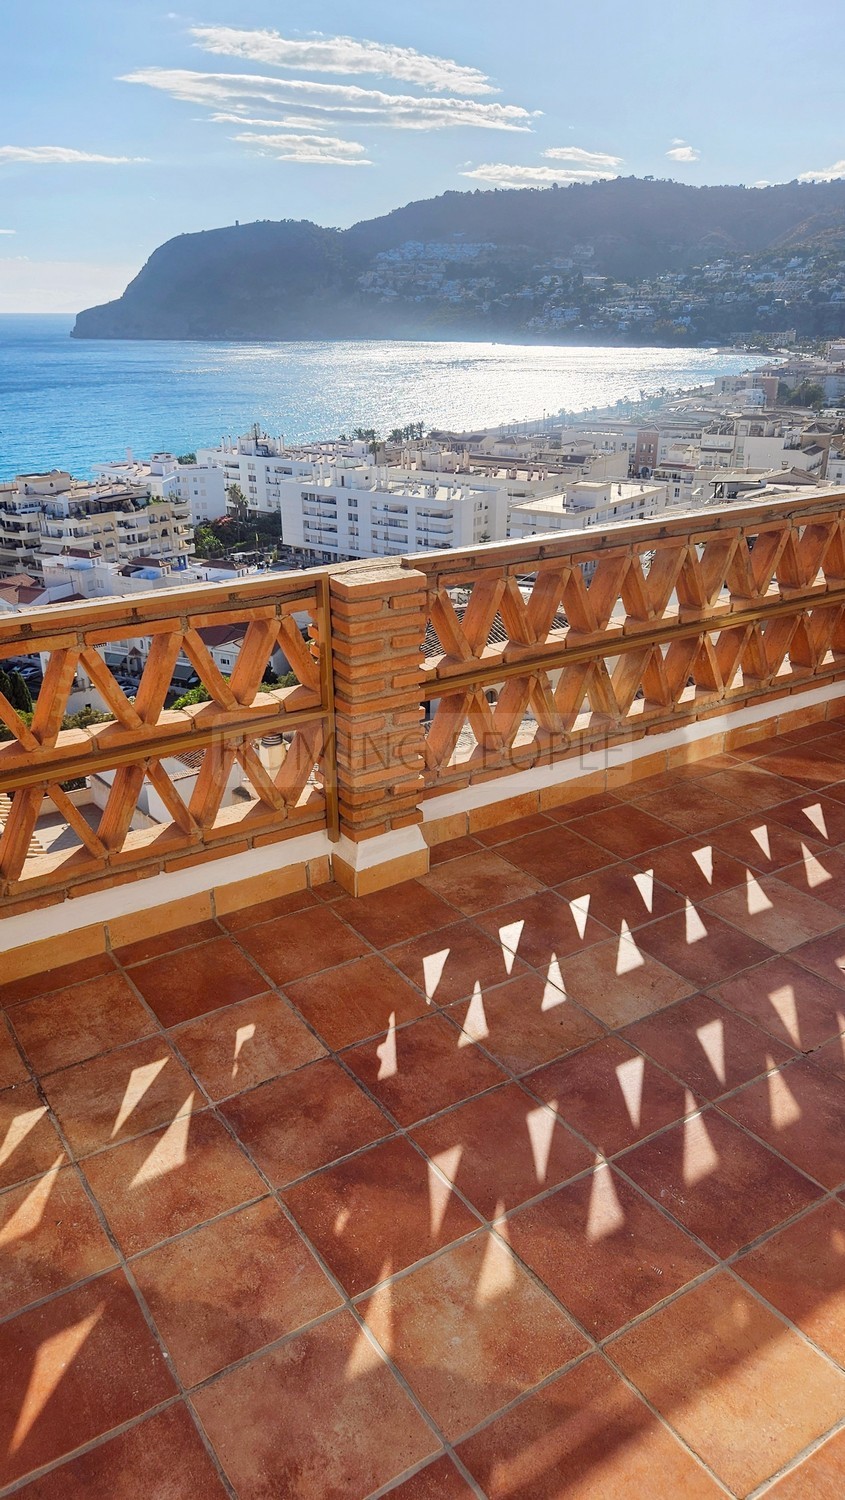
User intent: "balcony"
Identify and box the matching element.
[2,492,845,1495]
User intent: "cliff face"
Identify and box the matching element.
[72,177,845,341]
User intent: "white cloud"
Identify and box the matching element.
[798,159,845,181]
[461,162,619,188]
[666,144,700,162]
[190,25,494,96]
[753,179,772,188]
[0,229,15,235]
[543,146,623,169]
[0,146,146,165]
[120,68,534,132]
[232,131,371,165]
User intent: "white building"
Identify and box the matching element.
[195,432,510,560]
[0,472,194,580]
[508,480,667,540]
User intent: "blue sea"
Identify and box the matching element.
[0,315,756,479]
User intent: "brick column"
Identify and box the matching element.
[328,562,428,894]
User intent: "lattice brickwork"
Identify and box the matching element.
[0,573,335,907]
[409,494,845,793]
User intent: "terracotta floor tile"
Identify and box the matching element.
[0,1164,116,1318]
[0,1083,67,1191]
[701,765,804,811]
[634,782,737,835]
[569,803,681,858]
[507,1165,713,1338]
[129,937,266,1027]
[555,930,695,1027]
[792,926,845,995]
[449,970,604,1074]
[388,920,524,1006]
[620,1107,820,1256]
[704,874,840,952]
[221,1056,392,1186]
[475,889,610,971]
[113,918,221,966]
[502,826,615,885]
[527,1035,694,1156]
[0,1019,27,1091]
[411,1083,592,1218]
[622,993,794,1101]
[736,1199,845,1363]
[192,1310,437,1499]
[82,1110,265,1255]
[236,905,368,985]
[712,954,845,1050]
[133,1197,340,1385]
[556,860,683,932]
[384,1454,475,1498]
[633,835,749,903]
[171,991,325,1099]
[771,791,845,846]
[609,1273,845,1496]
[457,1353,724,1500]
[340,879,458,947]
[0,1270,175,1487]
[547,791,626,821]
[360,1232,587,1441]
[0,953,117,1011]
[764,1426,845,1499]
[312,877,349,902]
[808,1032,845,1079]
[427,834,482,866]
[476,811,553,845]
[217,888,317,932]
[711,813,825,875]
[13,1404,229,1500]
[721,1057,845,1189]
[343,1012,507,1126]
[284,1135,479,1295]
[10,972,154,1075]
[779,845,845,910]
[634,907,771,988]
[286,955,429,1049]
[42,1035,200,1157]
[757,744,845,788]
[421,850,545,914]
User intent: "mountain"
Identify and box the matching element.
[72,176,845,343]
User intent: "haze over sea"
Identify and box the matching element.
[0,315,755,480]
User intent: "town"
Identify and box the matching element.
[359,240,845,344]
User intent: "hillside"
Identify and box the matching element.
[72,176,845,343]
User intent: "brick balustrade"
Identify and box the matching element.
[3,487,845,947]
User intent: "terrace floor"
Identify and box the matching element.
[3,722,845,1497]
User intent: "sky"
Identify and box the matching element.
[2,0,844,312]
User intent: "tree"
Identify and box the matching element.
[193,523,225,558]
[177,452,196,464]
[0,670,33,713]
[226,483,249,543]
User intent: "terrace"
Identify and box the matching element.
[2,494,845,1496]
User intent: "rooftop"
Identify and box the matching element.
[2,721,845,1496]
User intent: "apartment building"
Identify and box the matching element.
[0,471,194,579]
[195,432,510,560]
[94,451,228,525]
[508,479,667,540]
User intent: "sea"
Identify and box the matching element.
[0,315,757,479]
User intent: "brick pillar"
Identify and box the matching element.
[328,562,428,894]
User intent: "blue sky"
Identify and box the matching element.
[2,0,844,312]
